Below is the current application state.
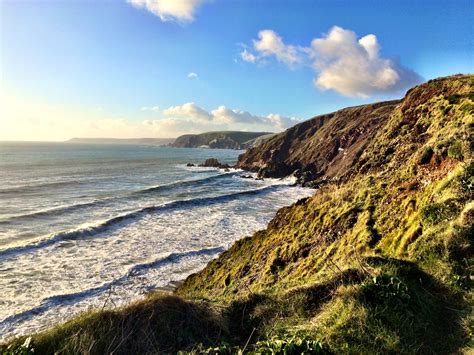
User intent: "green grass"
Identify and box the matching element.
[2,294,226,355]
[4,260,468,354]
[3,74,473,354]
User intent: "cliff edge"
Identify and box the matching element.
[4,75,473,354]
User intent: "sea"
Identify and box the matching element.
[0,142,313,341]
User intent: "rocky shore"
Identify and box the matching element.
[3,74,473,354]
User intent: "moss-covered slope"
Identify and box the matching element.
[179,74,473,299]
[3,75,473,354]
[176,74,473,352]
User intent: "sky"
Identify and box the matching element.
[0,0,473,141]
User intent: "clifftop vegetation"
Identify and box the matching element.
[3,74,473,354]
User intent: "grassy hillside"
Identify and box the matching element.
[179,74,473,351]
[3,75,473,354]
[170,131,271,149]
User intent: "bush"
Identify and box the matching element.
[459,162,474,194]
[362,274,410,305]
[422,202,458,224]
[448,141,463,160]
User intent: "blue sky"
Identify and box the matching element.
[1,0,473,140]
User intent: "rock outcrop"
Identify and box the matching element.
[6,75,473,355]
[198,158,230,169]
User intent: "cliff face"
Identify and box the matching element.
[237,100,400,180]
[170,131,271,149]
[177,75,473,352]
[5,75,472,354]
[237,75,473,186]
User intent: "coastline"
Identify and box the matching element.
[2,75,472,353]
[0,158,313,344]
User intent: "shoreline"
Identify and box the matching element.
[2,75,471,353]
[0,163,311,344]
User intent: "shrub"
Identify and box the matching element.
[422,202,458,224]
[448,141,463,160]
[459,162,474,194]
[362,274,410,305]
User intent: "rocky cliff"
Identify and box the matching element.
[177,74,473,352]
[4,75,473,354]
[237,75,473,188]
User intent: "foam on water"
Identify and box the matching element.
[0,143,313,341]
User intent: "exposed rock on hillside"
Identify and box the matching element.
[183,74,473,298]
[5,75,472,354]
[237,100,400,182]
[177,74,473,352]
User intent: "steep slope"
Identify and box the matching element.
[170,131,271,149]
[177,74,473,351]
[237,100,400,180]
[181,74,473,296]
[3,75,472,354]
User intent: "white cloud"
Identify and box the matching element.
[187,72,198,79]
[211,106,261,125]
[145,102,300,136]
[266,114,300,131]
[141,106,160,111]
[252,30,302,66]
[241,26,422,97]
[309,26,421,97]
[240,49,257,63]
[126,0,204,23]
[163,102,212,123]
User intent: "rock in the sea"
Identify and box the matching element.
[200,158,221,167]
[199,158,231,169]
[186,163,195,167]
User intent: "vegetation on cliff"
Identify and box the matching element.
[3,75,473,354]
[169,131,272,150]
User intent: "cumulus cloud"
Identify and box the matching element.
[144,102,299,136]
[126,0,204,23]
[241,26,422,97]
[187,72,198,79]
[163,102,212,123]
[310,26,421,97]
[246,30,303,67]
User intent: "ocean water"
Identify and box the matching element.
[0,142,313,341]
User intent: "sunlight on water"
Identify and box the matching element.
[0,143,313,340]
